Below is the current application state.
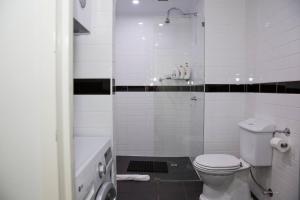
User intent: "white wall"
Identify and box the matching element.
[115,92,204,157]
[0,0,59,199]
[245,94,300,200]
[114,0,205,157]
[204,0,247,156]
[115,15,195,86]
[246,0,300,83]
[204,0,299,199]
[245,0,300,199]
[191,0,205,85]
[74,0,113,138]
[205,0,247,84]
[204,93,246,157]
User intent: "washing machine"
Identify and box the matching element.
[75,136,116,200]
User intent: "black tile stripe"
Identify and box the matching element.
[260,83,277,93]
[115,86,200,92]
[277,81,300,94]
[157,86,191,92]
[116,86,128,92]
[205,84,229,92]
[112,79,116,94]
[246,84,260,93]
[192,85,204,92]
[74,79,110,95]
[114,81,300,94]
[127,86,146,92]
[230,84,245,92]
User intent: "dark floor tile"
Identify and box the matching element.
[117,181,157,200]
[117,192,157,200]
[116,156,202,200]
[157,182,186,200]
[183,181,203,200]
[117,156,199,181]
[117,181,156,193]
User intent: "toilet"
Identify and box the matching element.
[193,118,275,200]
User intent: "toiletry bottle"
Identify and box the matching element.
[179,65,185,79]
[184,62,191,80]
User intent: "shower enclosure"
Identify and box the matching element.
[114,0,205,187]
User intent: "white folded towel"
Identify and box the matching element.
[116,174,150,182]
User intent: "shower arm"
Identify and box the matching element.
[166,7,197,19]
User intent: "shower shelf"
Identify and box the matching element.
[159,77,190,82]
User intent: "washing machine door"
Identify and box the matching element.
[95,182,116,200]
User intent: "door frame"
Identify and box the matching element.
[56,0,75,199]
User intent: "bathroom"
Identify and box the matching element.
[0,0,300,200]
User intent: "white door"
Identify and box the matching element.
[0,0,72,200]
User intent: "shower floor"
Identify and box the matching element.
[116,156,203,200]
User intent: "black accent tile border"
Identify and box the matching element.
[230,84,246,92]
[115,85,201,92]
[192,85,205,92]
[260,83,277,93]
[205,84,230,92]
[112,79,116,94]
[74,79,110,95]
[115,81,300,94]
[277,81,300,94]
[246,84,260,93]
[128,86,146,92]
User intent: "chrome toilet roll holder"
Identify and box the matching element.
[273,128,291,136]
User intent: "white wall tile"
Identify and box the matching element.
[203,0,300,198]
[245,93,300,200]
[114,0,205,157]
[114,92,204,157]
[204,93,246,157]
[74,111,112,128]
[115,14,203,86]
[74,96,112,112]
[74,0,113,138]
[205,0,247,84]
[246,0,300,83]
[244,0,300,198]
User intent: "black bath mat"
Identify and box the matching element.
[127,161,168,173]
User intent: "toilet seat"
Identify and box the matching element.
[193,154,242,175]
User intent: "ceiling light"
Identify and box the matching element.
[138,22,143,25]
[132,0,140,5]
[235,77,240,82]
[248,77,254,82]
[158,23,164,27]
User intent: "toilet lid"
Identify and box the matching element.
[194,154,241,169]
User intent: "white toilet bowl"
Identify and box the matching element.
[193,154,251,200]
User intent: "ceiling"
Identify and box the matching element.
[116,0,199,15]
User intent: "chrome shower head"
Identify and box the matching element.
[164,7,197,25]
